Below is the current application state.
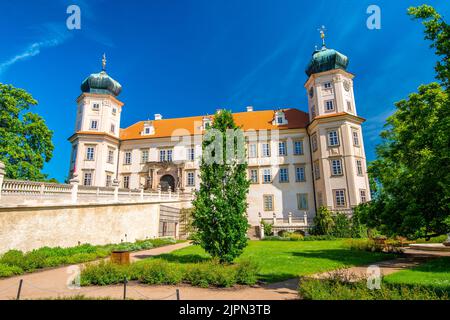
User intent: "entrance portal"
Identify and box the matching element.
[160,174,175,191]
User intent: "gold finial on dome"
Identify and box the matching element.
[318,25,326,48]
[102,53,107,71]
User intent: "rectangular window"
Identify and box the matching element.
[297,193,308,210]
[356,159,363,175]
[262,168,272,183]
[263,195,274,211]
[124,151,132,165]
[295,166,306,182]
[317,191,324,207]
[112,107,117,115]
[311,133,318,152]
[325,100,334,112]
[279,168,289,183]
[334,189,346,207]
[353,130,360,147]
[327,130,340,147]
[294,140,304,155]
[347,101,352,112]
[92,103,100,110]
[187,148,195,161]
[159,149,173,162]
[90,120,98,130]
[249,169,258,184]
[311,105,316,119]
[278,141,287,156]
[248,144,257,158]
[141,149,149,163]
[187,172,195,186]
[107,148,114,164]
[262,143,270,157]
[277,116,283,124]
[331,159,343,176]
[314,161,320,180]
[159,149,166,162]
[360,189,367,203]
[83,172,92,186]
[167,149,173,162]
[324,82,332,89]
[123,176,130,189]
[106,175,112,187]
[110,123,115,134]
[86,147,95,161]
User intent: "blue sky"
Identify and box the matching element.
[0,0,448,182]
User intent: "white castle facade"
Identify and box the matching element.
[68,44,371,227]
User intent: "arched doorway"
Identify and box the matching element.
[160,174,175,191]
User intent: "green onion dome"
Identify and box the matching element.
[80,70,122,97]
[305,47,349,77]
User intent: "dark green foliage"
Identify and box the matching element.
[311,207,366,238]
[311,206,334,235]
[260,219,273,237]
[362,5,450,238]
[192,110,250,263]
[0,83,54,180]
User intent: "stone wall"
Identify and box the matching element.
[0,200,191,254]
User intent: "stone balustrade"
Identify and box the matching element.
[0,162,193,208]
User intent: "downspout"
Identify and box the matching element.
[306,124,318,215]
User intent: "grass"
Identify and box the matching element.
[156,240,397,283]
[0,238,179,278]
[384,257,450,292]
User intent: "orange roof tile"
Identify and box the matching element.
[120,108,309,140]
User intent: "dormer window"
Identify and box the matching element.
[202,117,212,130]
[273,111,288,126]
[142,121,155,135]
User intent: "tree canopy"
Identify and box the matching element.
[362,5,450,238]
[0,83,54,181]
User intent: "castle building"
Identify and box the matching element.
[68,41,371,226]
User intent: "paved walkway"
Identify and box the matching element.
[1,245,447,300]
[0,241,298,300]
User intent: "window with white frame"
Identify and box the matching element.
[124,151,132,165]
[141,149,149,163]
[279,167,289,183]
[106,174,112,187]
[311,133,318,152]
[123,176,130,189]
[92,103,100,111]
[262,143,270,157]
[327,130,340,147]
[360,189,367,203]
[331,159,343,176]
[159,149,173,162]
[187,147,195,161]
[83,172,92,186]
[262,168,272,183]
[248,144,257,158]
[297,193,308,210]
[278,141,287,156]
[356,159,363,175]
[186,172,195,186]
[90,120,98,130]
[314,161,320,180]
[334,189,346,207]
[294,140,303,155]
[352,130,360,147]
[325,100,334,112]
[295,166,306,182]
[86,146,95,161]
[263,195,274,211]
[107,148,114,164]
[249,169,258,184]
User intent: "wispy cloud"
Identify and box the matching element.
[0,23,71,75]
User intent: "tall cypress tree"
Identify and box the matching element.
[192,110,250,263]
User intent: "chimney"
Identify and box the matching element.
[246,106,254,112]
[154,114,162,120]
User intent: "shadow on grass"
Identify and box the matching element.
[289,249,397,265]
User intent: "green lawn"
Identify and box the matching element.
[157,240,396,282]
[384,257,450,292]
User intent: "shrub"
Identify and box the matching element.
[136,260,183,285]
[0,263,23,278]
[311,206,335,235]
[303,235,337,241]
[80,261,129,286]
[298,277,449,300]
[235,259,260,285]
[415,235,448,243]
[345,239,403,254]
[260,220,272,237]
[331,213,352,238]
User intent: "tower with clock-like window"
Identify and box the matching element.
[305,28,371,212]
